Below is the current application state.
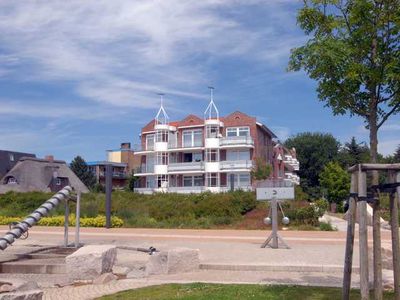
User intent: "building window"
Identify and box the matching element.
[55,178,62,186]
[146,134,155,150]
[156,130,168,143]
[156,152,168,165]
[226,150,250,161]
[226,127,250,137]
[9,153,14,162]
[194,175,203,186]
[183,152,202,163]
[205,149,219,162]
[228,173,251,187]
[206,173,218,187]
[157,175,168,188]
[206,125,219,138]
[7,177,17,184]
[183,176,193,187]
[182,129,203,147]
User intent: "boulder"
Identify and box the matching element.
[0,290,43,300]
[93,273,117,285]
[0,285,14,293]
[145,247,199,276]
[112,266,131,278]
[66,245,117,280]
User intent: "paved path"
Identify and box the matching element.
[0,226,395,299]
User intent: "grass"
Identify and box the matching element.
[98,283,395,300]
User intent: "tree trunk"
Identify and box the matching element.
[369,100,379,185]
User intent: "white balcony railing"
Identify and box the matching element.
[135,165,154,174]
[220,160,253,170]
[168,162,204,172]
[220,136,254,147]
[135,187,154,194]
[168,186,205,193]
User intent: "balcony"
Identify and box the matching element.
[134,165,154,174]
[135,187,154,194]
[99,171,127,179]
[220,136,254,147]
[284,155,300,171]
[168,162,204,173]
[168,186,205,193]
[220,160,253,170]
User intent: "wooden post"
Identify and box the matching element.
[358,170,369,300]
[389,171,400,300]
[343,172,358,300]
[373,183,383,300]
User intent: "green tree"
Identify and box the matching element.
[319,162,350,208]
[70,156,96,189]
[126,171,139,192]
[289,0,400,183]
[393,145,400,163]
[285,132,340,198]
[338,136,370,168]
[251,157,272,180]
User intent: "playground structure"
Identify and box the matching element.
[0,186,82,251]
[343,163,400,300]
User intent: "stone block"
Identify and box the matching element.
[167,247,200,274]
[66,245,117,280]
[112,266,131,278]
[0,290,43,300]
[145,251,168,276]
[145,247,199,276]
[126,265,146,279]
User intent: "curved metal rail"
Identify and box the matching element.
[0,186,73,250]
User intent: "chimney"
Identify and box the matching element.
[121,142,131,149]
[45,155,54,162]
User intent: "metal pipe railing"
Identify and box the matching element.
[0,186,73,250]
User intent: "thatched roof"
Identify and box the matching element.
[0,157,89,194]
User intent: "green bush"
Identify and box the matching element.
[319,221,336,231]
[284,199,328,227]
[0,190,257,229]
[0,214,123,228]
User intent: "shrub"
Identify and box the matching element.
[0,215,123,228]
[319,221,337,231]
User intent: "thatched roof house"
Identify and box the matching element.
[0,156,89,194]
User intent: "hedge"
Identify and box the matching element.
[0,215,123,228]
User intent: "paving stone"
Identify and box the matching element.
[93,273,117,285]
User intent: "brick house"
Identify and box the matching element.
[133,96,299,194]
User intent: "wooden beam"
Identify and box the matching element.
[390,171,400,300]
[343,172,358,300]
[358,170,369,300]
[348,163,400,172]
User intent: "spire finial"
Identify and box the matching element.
[155,92,169,125]
[204,86,219,120]
[208,86,214,102]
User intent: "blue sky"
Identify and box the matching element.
[0,0,399,162]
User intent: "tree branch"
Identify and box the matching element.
[377,102,400,128]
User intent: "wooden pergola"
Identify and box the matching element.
[343,164,400,300]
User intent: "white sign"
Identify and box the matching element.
[256,187,295,201]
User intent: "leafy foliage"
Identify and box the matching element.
[319,162,350,205]
[70,156,96,189]
[337,137,370,169]
[285,132,340,198]
[251,157,272,180]
[289,0,400,166]
[126,171,139,191]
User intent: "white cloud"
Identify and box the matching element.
[379,139,400,156]
[0,0,298,110]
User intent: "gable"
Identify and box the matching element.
[178,114,204,127]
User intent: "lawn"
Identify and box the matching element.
[99,283,395,300]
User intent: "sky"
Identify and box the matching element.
[0,0,398,162]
